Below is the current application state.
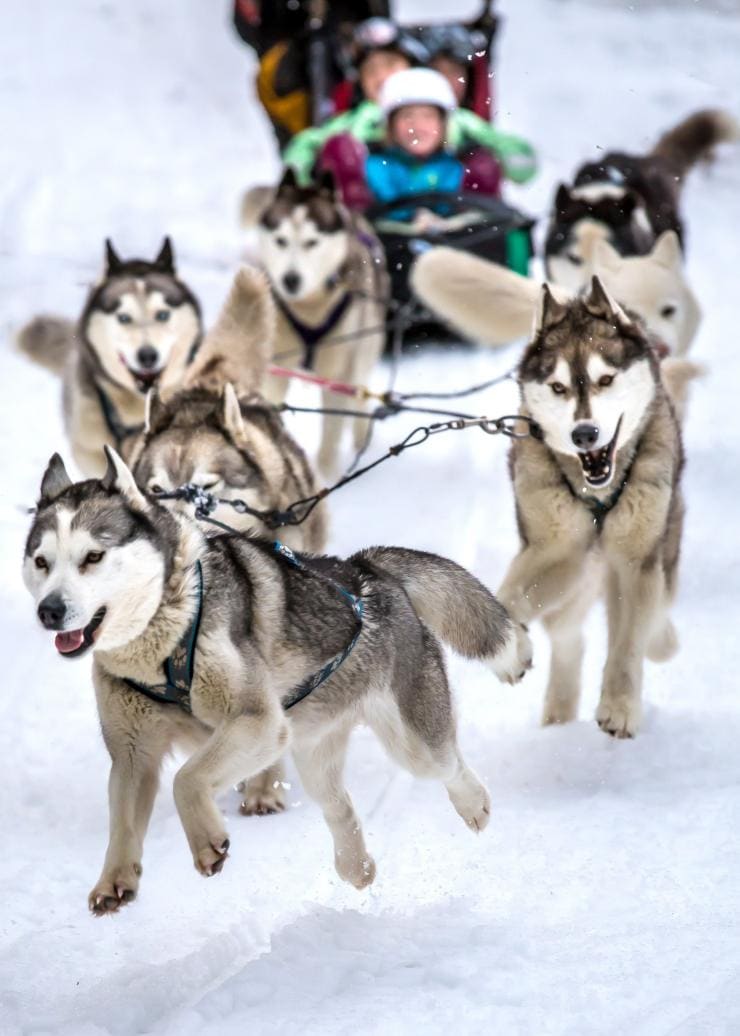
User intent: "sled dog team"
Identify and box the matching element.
[18,109,736,913]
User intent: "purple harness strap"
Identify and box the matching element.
[273,291,353,370]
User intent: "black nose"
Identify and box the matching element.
[136,345,159,369]
[282,271,300,295]
[38,593,66,630]
[571,423,600,450]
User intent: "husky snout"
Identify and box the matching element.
[571,422,600,450]
[136,344,159,370]
[282,271,301,295]
[38,592,67,630]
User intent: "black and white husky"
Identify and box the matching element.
[17,238,202,475]
[545,109,737,292]
[23,448,531,913]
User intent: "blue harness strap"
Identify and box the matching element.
[271,541,365,711]
[123,560,204,713]
[120,545,363,715]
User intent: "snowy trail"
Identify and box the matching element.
[1,1,740,1033]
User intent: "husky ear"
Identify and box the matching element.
[585,275,632,327]
[221,383,245,441]
[39,453,72,502]
[105,239,123,276]
[554,184,572,215]
[650,230,682,271]
[277,167,299,195]
[154,236,175,274]
[316,168,337,198]
[144,388,167,434]
[535,283,568,333]
[102,445,148,510]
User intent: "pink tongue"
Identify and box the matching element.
[55,629,85,654]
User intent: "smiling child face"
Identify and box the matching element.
[390,104,445,158]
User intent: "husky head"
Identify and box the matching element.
[23,449,180,658]
[81,238,202,394]
[257,168,351,303]
[520,278,658,490]
[130,384,283,531]
[545,183,650,292]
[590,231,700,356]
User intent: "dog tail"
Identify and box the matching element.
[16,315,76,375]
[359,546,532,684]
[411,247,568,347]
[182,265,275,395]
[652,109,739,179]
[661,357,706,420]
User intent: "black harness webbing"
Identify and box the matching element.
[93,382,144,448]
[272,290,353,371]
[121,545,364,715]
[123,561,204,713]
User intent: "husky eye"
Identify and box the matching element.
[117,312,133,325]
[84,551,105,566]
[155,309,170,322]
[34,555,48,570]
[550,381,567,395]
[149,483,164,495]
[567,253,583,266]
[303,239,319,250]
[275,236,288,248]
[598,374,615,388]
[660,304,677,319]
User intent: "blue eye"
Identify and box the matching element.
[117,312,133,325]
[155,309,170,322]
[275,237,288,248]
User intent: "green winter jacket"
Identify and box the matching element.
[282,99,537,185]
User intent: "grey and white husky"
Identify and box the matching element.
[243,168,388,477]
[17,238,202,476]
[497,278,684,739]
[23,448,532,914]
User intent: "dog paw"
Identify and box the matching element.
[335,850,376,890]
[596,698,641,739]
[194,837,230,877]
[449,781,491,833]
[238,775,286,817]
[88,862,142,916]
[647,619,679,663]
[487,622,533,685]
[542,695,578,726]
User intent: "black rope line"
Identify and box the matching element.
[154,413,541,531]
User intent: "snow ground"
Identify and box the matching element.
[1,1,739,1033]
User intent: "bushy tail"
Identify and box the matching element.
[182,265,275,396]
[360,546,531,683]
[652,109,739,179]
[661,357,705,422]
[16,316,76,375]
[411,247,570,347]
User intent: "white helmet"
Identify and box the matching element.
[378,68,457,119]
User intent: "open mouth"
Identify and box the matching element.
[119,355,163,392]
[577,417,622,489]
[54,607,106,658]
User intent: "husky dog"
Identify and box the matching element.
[17,239,202,476]
[545,109,737,291]
[23,448,532,914]
[128,268,329,814]
[412,230,701,358]
[244,168,389,477]
[495,279,684,739]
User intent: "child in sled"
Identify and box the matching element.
[364,68,502,228]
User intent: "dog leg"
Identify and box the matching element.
[89,741,164,916]
[597,562,663,738]
[174,705,290,876]
[292,724,376,889]
[498,544,587,626]
[541,575,597,726]
[317,388,348,479]
[238,759,287,816]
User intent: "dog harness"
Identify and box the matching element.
[271,290,353,371]
[94,382,144,450]
[121,545,364,715]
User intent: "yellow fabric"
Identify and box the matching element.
[257,42,310,136]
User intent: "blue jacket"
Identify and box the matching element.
[365,147,463,219]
